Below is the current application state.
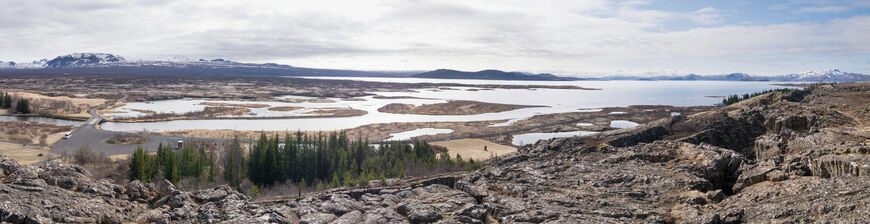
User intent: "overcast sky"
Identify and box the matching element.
[1,0,869,76]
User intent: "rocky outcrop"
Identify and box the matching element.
[714,176,870,223]
[606,125,670,147]
[679,111,767,154]
[0,159,290,223]
[0,159,144,223]
[271,141,744,223]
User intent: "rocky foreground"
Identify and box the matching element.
[2,83,870,223]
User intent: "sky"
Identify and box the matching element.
[1,0,869,77]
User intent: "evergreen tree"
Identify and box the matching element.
[0,92,10,109]
[129,146,146,181]
[157,143,174,180]
[223,138,245,189]
[15,98,30,114]
[239,131,464,191]
[206,150,218,182]
[3,93,11,109]
[128,146,157,182]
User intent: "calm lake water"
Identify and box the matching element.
[0,115,85,126]
[387,128,454,141]
[100,78,797,133]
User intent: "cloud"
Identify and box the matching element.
[688,7,724,25]
[0,0,868,76]
[766,4,790,10]
[797,6,848,13]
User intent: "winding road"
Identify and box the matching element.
[50,95,224,155]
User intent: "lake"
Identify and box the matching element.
[99,78,796,132]
[0,115,86,126]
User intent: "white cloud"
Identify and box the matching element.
[766,4,790,10]
[797,6,848,13]
[688,7,724,25]
[0,0,868,76]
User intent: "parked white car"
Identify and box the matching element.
[63,132,72,139]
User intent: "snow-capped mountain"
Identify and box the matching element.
[2,53,868,82]
[0,61,13,68]
[0,59,46,68]
[780,69,870,82]
[44,53,125,68]
[597,69,869,82]
[0,53,414,77]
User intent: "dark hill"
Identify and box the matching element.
[412,69,582,81]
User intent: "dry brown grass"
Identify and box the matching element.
[199,102,271,108]
[0,142,56,165]
[0,91,107,119]
[110,106,251,122]
[128,108,156,115]
[105,134,148,145]
[304,108,367,117]
[378,100,538,115]
[145,120,498,141]
[0,121,73,145]
[106,154,131,162]
[430,138,516,161]
[267,106,303,111]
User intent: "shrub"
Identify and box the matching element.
[249,185,260,198]
[72,145,105,165]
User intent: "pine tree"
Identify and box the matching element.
[249,185,260,198]
[330,172,341,188]
[316,181,325,191]
[129,146,145,181]
[3,93,11,109]
[223,138,245,189]
[157,143,174,180]
[128,146,156,182]
[15,98,30,114]
[170,157,181,183]
[343,170,353,186]
[0,92,10,109]
[206,150,218,182]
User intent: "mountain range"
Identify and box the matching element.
[0,53,413,77]
[598,70,870,82]
[412,69,582,81]
[2,53,868,82]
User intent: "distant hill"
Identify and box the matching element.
[412,69,583,81]
[0,53,414,77]
[600,69,869,82]
[44,53,125,68]
[779,69,870,82]
[2,53,868,82]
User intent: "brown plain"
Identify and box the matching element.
[267,106,303,111]
[378,100,539,115]
[0,121,73,145]
[199,102,271,108]
[0,91,107,120]
[430,138,516,161]
[0,142,57,165]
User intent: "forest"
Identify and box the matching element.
[128,131,479,194]
[721,88,792,106]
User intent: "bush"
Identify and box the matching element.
[249,185,260,198]
[15,98,30,114]
[72,145,105,165]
